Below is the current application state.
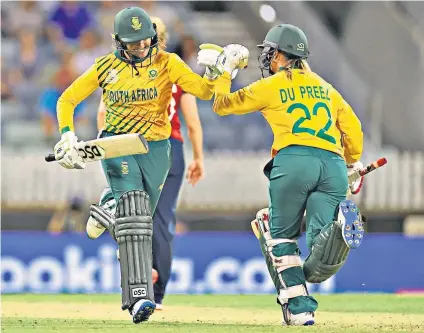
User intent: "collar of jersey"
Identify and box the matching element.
[114,50,147,64]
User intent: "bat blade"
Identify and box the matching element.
[45,134,149,163]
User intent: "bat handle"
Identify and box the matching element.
[45,154,56,162]
[348,171,361,184]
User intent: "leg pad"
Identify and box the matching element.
[115,190,154,310]
[303,222,349,283]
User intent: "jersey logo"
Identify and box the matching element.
[105,69,119,84]
[297,43,305,51]
[131,17,142,31]
[148,69,158,80]
[121,161,129,175]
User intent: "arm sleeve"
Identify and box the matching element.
[57,64,99,133]
[168,54,215,100]
[213,74,267,116]
[335,93,364,164]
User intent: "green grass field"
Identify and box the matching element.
[2,294,424,332]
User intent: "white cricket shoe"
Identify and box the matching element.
[86,201,116,239]
[282,304,315,326]
[86,189,116,240]
[282,312,315,326]
[132,299,156,324]
[86,216,106,239]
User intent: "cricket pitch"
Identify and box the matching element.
[2,294,424,332]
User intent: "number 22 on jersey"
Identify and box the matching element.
[287,102,336,144]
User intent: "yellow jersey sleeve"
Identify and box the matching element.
[334,92,363,163]
[168,54,214,100]
[57,64,99,133]
[213,74,267,116]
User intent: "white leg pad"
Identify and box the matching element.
[267,238,302,273]
[254,208,305,302]
[278,284,308,305]
[275,256,303,273]
[266,238,297,247]
[254,209,303,274]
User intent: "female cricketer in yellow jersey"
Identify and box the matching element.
[89,16,205,311]
[207,24,364,326]
[52,6,230,325]
[54,7,214,210]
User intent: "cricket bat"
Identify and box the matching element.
[45,133,149,163]
[348,157,387,184]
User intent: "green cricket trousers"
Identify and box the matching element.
[263,145,349,314]
[100,131,171,213]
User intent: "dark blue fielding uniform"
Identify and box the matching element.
[152,138,185,304]
[153,84,186,305]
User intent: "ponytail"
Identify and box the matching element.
[282,57,310,80]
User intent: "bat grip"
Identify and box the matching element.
[45,154,56,162]
[348,171,361,185]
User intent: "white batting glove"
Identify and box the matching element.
[197,43,249,79]
[347,161,364,195]
[54,131,86,170]
[197,47,221,80]
[220,44,249,75]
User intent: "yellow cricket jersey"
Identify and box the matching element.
[213,70,363,163]
[57,50,215,141]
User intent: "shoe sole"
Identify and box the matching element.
[133,301,156,324]
[339,200,364,249]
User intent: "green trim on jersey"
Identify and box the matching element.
[60,126,71,134]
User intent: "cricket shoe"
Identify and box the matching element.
[132,299,156,324]
[337,199,364,249]
[86,202,115,239]
[282,304,315,326]
[86,215,106,239]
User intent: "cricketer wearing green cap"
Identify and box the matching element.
[207,23,364,326]
[53,6,226,325]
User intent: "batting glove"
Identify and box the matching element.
[197,45,221,80]
[347,161,364,195]
[197,43,249,80]
[54,131,86,170]
[221,43,249,72]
